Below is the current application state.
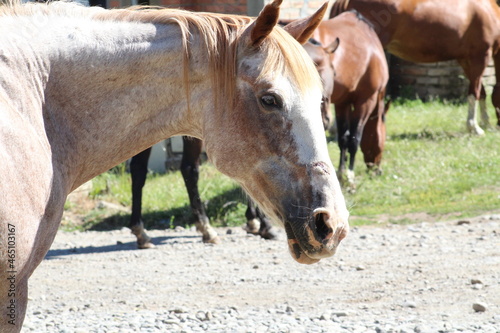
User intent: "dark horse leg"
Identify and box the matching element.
[182,137,276,240]
[492,51,500,127]
[335,102,352,185]
[129,138,219,248]
[130,148,155,249]
[182,137,275,241]
[130,137,277,247]
[336,98,377,188]
[180,137,219,243]
[245,199,278,240]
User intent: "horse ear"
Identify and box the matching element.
[250,0,283,47]
[325,38,340,54]
[283,2,328,45]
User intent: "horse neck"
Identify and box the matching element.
[5,11,214,191]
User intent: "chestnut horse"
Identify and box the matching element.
[304,11,389,185]
[331,0,500,135]
[130,138,277,249]
[0,1,350,331]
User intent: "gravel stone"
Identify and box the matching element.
[23,216,499,332]
[472,302,487,312]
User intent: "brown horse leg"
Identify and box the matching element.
[458,56,488,135]
[245,199,277,239]
[130,148,155,249]
[478,84,490,129]
[181,136,219,244]
[360,96,389,175]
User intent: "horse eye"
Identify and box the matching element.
[260,94,283,110]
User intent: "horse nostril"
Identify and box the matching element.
[313,209,334,242]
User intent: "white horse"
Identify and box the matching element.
[0,1,349,331]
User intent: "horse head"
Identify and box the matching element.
[303,37,339,130]
[203,0,349,264]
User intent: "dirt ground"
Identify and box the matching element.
[24,213,499,332]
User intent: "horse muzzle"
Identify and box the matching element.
[284,205,349,264]
[243,160,349,264]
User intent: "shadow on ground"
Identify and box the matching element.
[45,234,202,259]
[87,187,248,231]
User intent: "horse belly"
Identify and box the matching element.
[388,0,491,62]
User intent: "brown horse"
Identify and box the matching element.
[331,0,500,135]
[304,11,389,185]
[0,1,350,331]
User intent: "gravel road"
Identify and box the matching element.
[24,215,499,333]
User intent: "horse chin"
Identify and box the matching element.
[287,238,322,264]
[284,222,345,265]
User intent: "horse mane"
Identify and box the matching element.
[349,9,375,31]
[329,0,350,18]
[0,1,320,109]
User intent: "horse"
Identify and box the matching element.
[330,0,500,135]
[0,1,350,330]
[129,137,277,249]
[303,11,389,185]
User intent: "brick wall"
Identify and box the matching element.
[389,57,496,101]
[266,0,328,19]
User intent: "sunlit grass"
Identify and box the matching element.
[338,99,500,225]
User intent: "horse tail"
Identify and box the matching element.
[329,0,350,18]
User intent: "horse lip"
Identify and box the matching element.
[287,238,321,264]
[284,221,335,265]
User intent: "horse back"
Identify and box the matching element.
[331,0,500,62]
[315,11,388,103]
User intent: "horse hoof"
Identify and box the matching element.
[137,241,155,249]
[366,163,382,176]
[466,122,485,136]
[202,235,221,244]
[202,228,220,244]
[480,122,491,130]
[260,227,278,240]
[244,218,261,235]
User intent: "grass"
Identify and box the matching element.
[62,99,500,231]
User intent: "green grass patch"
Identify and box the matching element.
[62,99,500,231]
